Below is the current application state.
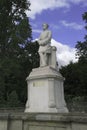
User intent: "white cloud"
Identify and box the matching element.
[27,0,87,19]
[51,39,78,66]
[61,20,84,30]
[27,0,69,19]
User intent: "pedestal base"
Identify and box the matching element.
[25,66,68,113]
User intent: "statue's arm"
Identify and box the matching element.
[43,31,52,45]
[46,31,52,42]
[38,33,42,40]
[41,31,52,45]
[38,33,43,45]
[38,31,52,46]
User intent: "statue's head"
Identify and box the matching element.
[42,23,49,30]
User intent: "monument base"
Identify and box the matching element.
[25,66,68,113]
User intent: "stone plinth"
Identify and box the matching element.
[0,113,87,130]
[25,66,68,113]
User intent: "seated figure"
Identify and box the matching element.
[38,23,58,69]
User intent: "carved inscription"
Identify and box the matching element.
[33,81,45,87]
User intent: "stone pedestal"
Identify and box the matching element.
[25,66,68,113]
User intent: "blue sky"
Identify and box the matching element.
[27,0,87,47]
[26,0,87,66]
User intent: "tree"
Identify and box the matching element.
[75,12,87,63]
[60,12,87,103]
[7,91,22,107]
[60,62,87,99]
[0,0,39,106]
[0,0,32,54]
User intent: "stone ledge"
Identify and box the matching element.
[0,113,87,123]
[26,66,64,80]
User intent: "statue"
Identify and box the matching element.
[38,23,52,67]
[38,23,58,69]
[25,24,68,113]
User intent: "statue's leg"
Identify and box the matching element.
[44,53,47,65]
[39,53,42,66]
[39,52,47,67]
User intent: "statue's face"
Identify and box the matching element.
[42,24,48,30]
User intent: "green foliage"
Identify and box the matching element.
[7,91,22,107]
[60,62,87,99]
[76,12,87,63]
[0,0,31,54]
[76,41,87,62]
[0,0,40,107]
[83,12,87,29]
[0,91,6,107]
[60,12,87,103]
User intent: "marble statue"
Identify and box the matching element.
[25,23,68,113]
[38,23,52,67]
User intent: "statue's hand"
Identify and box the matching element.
[38,40,44,46]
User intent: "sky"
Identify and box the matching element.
[26,0,87,66]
